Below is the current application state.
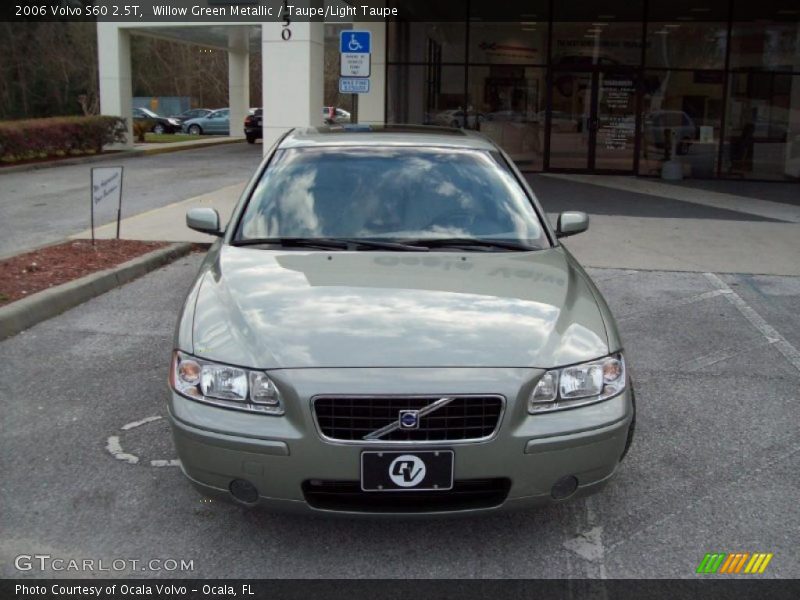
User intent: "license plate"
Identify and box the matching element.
[361,451,453,492]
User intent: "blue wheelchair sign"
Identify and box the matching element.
[340,31,371,54]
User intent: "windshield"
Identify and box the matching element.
[235,147,548,248]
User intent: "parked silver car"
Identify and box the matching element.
[169,125,635,515]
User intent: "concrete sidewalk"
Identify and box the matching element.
[71,174,800,276]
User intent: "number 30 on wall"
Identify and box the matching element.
[282,1,292,40]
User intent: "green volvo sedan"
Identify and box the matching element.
[168,125,635,515]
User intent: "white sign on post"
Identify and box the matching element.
[340,30,371,93]
[90,166,124,243]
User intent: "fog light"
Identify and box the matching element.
[551,475,578,500]
[229,479,259,504]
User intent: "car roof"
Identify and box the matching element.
[280,125,498,151]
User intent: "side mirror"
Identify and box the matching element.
[555,211,589,238]
[186,208,223,236]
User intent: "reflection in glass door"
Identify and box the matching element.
[546,69,638,173]
[547,71,593,170]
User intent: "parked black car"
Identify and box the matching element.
[169,108,213,124]
[132,107,182,134]
[244,108,263,144]
[244,107,351,143]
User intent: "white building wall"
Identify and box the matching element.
[228,27,250,139]
[97,24,133,148]
[261,21,325,152]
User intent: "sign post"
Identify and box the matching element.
[339,30,372,121]
[90,166,124,245]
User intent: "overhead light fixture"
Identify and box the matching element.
[653,30,669,35]
[664,23,681,28]
[591,22,609,26]
[520,21,537,25]
[586,28,603,33]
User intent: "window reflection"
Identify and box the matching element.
[468,66,546,170]
[724,73,800,180]
[639,70,723,177]
[387,65,466,127]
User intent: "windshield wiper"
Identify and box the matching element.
[231,237,428,252]
[232,237,349,250]
[405,238,537,252]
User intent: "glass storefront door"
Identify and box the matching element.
[546,69,638,173]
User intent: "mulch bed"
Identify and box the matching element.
[0,239,168,305]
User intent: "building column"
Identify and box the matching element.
[261,19,324,153]
[350,20,386,125]
[97,24,133,148]
[228,27,250,139]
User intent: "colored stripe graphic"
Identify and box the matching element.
[697,552,773,574]
[697,553,726,573]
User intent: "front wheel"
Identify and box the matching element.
[246,135,256,144]
[188,124,202,135]
[153,123,165,135]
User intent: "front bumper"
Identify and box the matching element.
[168,367,633,515]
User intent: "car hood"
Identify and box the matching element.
[191,246,609,369]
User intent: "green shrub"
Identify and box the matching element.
[0,116,127,163]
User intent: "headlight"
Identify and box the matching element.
[168,118,180,125]
[529,353,625,413]
[170,351,284,415]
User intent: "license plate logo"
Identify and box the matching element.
[388,454,426,487]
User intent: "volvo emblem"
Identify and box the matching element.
[399,410,419,429]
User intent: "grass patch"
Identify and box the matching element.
[143,133,198,143]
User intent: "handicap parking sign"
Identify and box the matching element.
[340,31,371,54]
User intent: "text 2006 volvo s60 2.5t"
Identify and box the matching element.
[168,125,635,515]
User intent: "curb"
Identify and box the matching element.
[0,138,245,175]
[0,242,193,341]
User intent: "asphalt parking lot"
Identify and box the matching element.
[2,252,798,579]
[0,143,262,257]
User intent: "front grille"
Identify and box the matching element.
[302,479,511,513]
[313,396,504,442]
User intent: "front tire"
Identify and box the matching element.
[153,123,165,135]
[188,124,202,135]
[246,135,257,144]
